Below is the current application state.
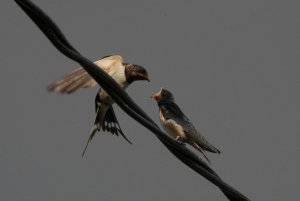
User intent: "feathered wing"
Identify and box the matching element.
[186,127,221,154]
[162,102,221,154]
[161,114,212,164]
[47,55,124,93]
[189,140,211,164]
[47,67,97,93]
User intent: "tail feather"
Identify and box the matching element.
[195,129,221,154]
[202,140,221,154]
[208,144,221,154]
[104,106,132,144]
[81,104,109,157]
[190,140,211,164]
[81,126,97,158]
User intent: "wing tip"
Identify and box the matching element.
[46,83,77,94]
[215,148,221,154]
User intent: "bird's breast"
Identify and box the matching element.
[159,109,186,140]
[110,66,127,87]
[159,109,166,125]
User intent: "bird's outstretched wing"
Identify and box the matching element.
[47,55,124,93]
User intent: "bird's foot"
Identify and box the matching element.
[174,136,185,145]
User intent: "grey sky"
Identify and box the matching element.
[1,1,299,200]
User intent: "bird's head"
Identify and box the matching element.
[124,63,150,84]
[151,88,174,102]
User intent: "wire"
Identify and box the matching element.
[14,0,251,200]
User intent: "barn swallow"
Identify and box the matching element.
[47,55,149,156]
[151,88,220,163]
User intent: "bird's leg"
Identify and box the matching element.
[174,136,185,145]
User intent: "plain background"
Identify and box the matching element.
[1,1,299,200]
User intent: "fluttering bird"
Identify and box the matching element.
[151,88,220,163]
[48,55,150,156]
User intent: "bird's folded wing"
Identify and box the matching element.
[162,102,220,154]
[184,127,221,153]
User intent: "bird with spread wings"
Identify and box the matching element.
[48,55,150,156]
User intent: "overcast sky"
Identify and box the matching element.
[1,1,300,201]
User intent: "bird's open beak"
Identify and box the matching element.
[150,88,162,100]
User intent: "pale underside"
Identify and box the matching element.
[159,110,187,140]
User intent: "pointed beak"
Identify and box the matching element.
[139,74,150,82]
[141,74,150,82]
[150,89,162,100]
[132,72,150,82]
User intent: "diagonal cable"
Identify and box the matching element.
[14,1,251,200]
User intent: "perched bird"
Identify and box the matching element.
[48,55,150,156]
[151,88,220,163]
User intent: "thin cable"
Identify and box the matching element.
[14,0,251,200]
